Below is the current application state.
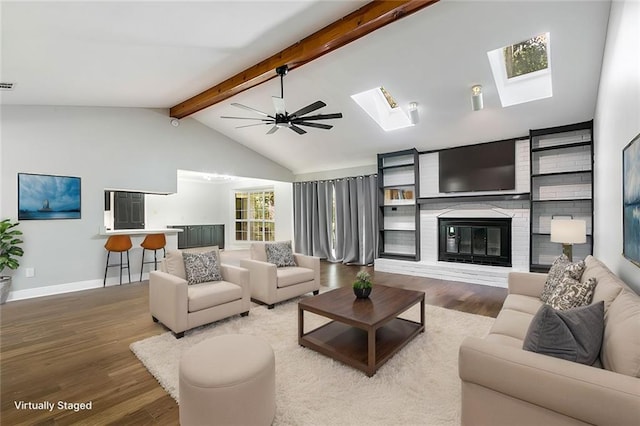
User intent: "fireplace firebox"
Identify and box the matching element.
[438,218,512,267]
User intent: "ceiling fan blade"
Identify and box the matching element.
[221,116,272,121]
[235,122,274,129]
[272,96,286,116]
[293,112,343,121]
[289,124,307,135]
[266,126,279,135]
[295,121,333,130]
[230,103,273,118]
[291,101,326,118]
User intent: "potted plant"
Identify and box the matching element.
[0,219,24,304]
[353,270,372,299]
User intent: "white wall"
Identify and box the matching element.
[593,0,640,292]
[145,179,228,228]
[1,106,293,299]
[221,178,293,249]
[146,176,294,250]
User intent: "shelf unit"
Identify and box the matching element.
[529,121,594,272]
[377,149,420,261]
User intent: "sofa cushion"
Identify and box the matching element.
[489,307,535,342]
[601,290,640,377]
[250,243,268,263]
[502,294,544,315]
[183,250,222,285]
[276,267,315,288]
[165,250,187,279]
[523,302,604,365]
[540,255,585,303]
[187,281,242,312]
[265,241,297,267]
[546,274,597,310]
[582,256,624,311]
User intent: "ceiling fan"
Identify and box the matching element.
[220,65,343,135]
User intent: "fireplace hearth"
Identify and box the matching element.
[438,218,512,267]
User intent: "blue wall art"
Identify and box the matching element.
[623,133,640,266]
[18,173,81,220]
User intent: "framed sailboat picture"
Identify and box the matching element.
[623,133,640,267]
[18,173,81,220]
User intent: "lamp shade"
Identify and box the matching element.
[550,219,586,244]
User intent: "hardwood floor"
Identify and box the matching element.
[0,262,506,425]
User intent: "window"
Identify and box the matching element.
[487,32,552,107]
[351,86,413,131]
[503,33,549,79]
[235,189,275,241]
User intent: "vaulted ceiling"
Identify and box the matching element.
[1,1,611,176]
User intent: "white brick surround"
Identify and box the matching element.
[375,138,593,287]
[376,140,530,288]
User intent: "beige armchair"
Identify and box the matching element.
[149,248,250,338]
[240,242,320,309]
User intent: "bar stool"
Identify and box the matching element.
[103,235,132,286]
[139,233,166,281]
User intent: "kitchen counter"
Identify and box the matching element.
[99,228,183,236]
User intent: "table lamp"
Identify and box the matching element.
[550,219,586,261]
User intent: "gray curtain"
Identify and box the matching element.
[294,175,377,265]
[293,182,316,256]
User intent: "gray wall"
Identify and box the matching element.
[593,0,640,292]
[1,106,293,299]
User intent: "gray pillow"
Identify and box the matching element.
[182,250,222,285]
[540,255,586,303]
[265,241,297,267]
[547,274,597,310]
[523,301,604,365]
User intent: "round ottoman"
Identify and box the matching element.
[179,334,275,426]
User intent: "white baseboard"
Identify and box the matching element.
[6,273,149,302]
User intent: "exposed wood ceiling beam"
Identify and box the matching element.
[170,0,439,119]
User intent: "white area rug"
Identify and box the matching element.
[131,293,494,426]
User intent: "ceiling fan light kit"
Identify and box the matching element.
[220,65,343,135]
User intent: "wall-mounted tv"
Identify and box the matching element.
[439,139,516,193]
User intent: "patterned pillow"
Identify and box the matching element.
[546,273,597,310]
[540,255,586,303]
[265,241,297,267]
[182,250,222,285]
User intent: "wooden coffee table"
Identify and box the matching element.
[298,285,425,377]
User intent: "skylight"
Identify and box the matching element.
[351,87,413,131]
[488,32,552,107]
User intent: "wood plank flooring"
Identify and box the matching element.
[0,262,506,425]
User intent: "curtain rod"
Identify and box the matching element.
[294,174,378,185]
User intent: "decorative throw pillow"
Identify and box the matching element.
[523,301,604,365]
[265,241,297,267]
[540,255,586,303]
[182,250,222,285]
[547,273,597,310]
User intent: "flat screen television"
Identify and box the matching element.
[438,139,516,193]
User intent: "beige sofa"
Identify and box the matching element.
[149,248,250,338]
[239,242,320,309]
[459,256,640,425]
